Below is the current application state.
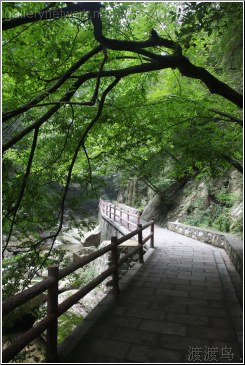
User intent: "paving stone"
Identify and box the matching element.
[157,333,210,351]
[161,278,190,285]
[172,297,209,307]
[91,323,117,340]
[204,267,218,273]
[203,272,220,278]
[156,288,189,297]
[178,274,205,281]
[130,280,144,287]
[112,306,127,316]
[173,284,193,292]
[188,305,229,318]
[231,316,243,336]
[216,262,226,268]
[177,259,194,265]
[111,327,158,346]
[123,291,154,301]
[140,319,186,336]
[205,276,222,282]
[187,326,237,342]
[166,312,209,326]
[65,350,99,363]
[126,307,166,321]
[190,280,222,288]
[95,355,130,363]
[126,344,184,363]
[119,298,150,309]
[160,273,178,279]
[106,315,142,329]
[86,339,131,359]
[224,291,239,302]
[210,317,234,329]
[149,282,175,289]
[124,286,156,295]
[150,302,187,314]
[165,268,188,274]
[132,275,161,282]
[148,294,173,305]
[190,291,224,300]
[208,300,228,309]
[169,265,202,272]
[228,303,243,317]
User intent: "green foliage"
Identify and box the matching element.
[215,189,242,207]
[183,185,242,235]
[66,265,96,289]
[58,312,83,345]
[2,1,243,300]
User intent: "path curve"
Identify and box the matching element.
[59,222,243,363]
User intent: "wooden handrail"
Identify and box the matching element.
[3,244,114,316]
[2,200,154,363]
[58,266,115,316]
[2,276,56,316]
[117,228,141,244]
[47,265,59,362]
[99,199,141,230]
[142,233,153,245]
[59,243,113,280]
[2,315,55,363]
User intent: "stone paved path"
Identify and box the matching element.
[60,227,243,363]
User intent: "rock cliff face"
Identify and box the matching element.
[119,169,243,237]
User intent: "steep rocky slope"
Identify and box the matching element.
[119,169,243,238]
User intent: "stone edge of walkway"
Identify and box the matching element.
[167,222,243,277]
[213,250,243,354]
[57,248,155,360]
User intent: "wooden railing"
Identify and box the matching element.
[99,199,142,231]
[2,215,154,363]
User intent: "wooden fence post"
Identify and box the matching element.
[114,205,116,221]
[120,208,122,225]
[46,265,59,363]
[111,236,119,294]
[137,212,141,225]
[138,224,144,264]
[150,216,155,248]
[109,204,112,219]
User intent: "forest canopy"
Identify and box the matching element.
[1,1,243,296]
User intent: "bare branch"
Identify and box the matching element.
[210,108,243,127]
[2,127,40,255]
[30,77,120,274]
[2,62,163,152]
[82,143,93,186]
[90,10,243,108]
[90,11,181,54]
[3,45,103,122]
